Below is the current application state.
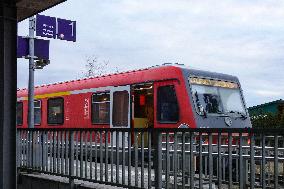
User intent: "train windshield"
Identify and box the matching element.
[190,78,246,117]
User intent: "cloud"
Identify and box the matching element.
[17,0,284,107]
[254,90,283,97]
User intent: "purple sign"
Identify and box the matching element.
[57,18,76,42]
[36,15,56,39]
[36,14,76,42]
[34,39,50,60]
[17,36,29,58]
[17,36,50,60]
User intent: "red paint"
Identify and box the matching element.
[17,66,197,129]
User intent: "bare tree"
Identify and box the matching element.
[83,55,119,78]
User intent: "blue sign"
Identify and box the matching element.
[36,15,56,39]
[17,36,50,60]
[34,39,50,60]
[35,14,76,42]
[17,36,29,58]
[57,18,76,42]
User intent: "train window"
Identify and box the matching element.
[157,85,179,123]
[17,102,23,125]
[92,92,110,124]
[47,97,64,125]
[112,91,129,127]
[34,100,41,125]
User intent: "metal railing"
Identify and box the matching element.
[17,128,284,188]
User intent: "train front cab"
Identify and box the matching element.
[184,68,252,129]
[183,68,252,176]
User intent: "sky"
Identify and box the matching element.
[17,0,284,107]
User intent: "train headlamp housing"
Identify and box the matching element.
[178,123,189,128]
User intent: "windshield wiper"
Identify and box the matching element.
[228,111,247,119]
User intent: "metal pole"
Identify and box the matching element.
[28,16,35,128]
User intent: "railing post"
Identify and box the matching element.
[69,131,75,189]
[16,130,20,168]
[274,134,278,189]
[154,129,162,188]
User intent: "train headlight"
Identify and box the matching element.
[178,123,189,128]
[224,117,232,127]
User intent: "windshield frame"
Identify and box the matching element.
[189,76,247,117]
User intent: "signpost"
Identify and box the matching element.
[17,14,76,128]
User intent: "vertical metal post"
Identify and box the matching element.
[89,131,93,179]
[199,133,203,189]
[16,130,20,168]
[250,133,255,189]
[111,132,114,183]
[128,131,131,186]
[274,134,278,189]
[218,133,222,189]
[69,131,74,189]
[261,134,265,189]
[141,131,144,188]
[116,131,119,184]
[134,131,138,187]
[239,133,244,189]
[122,131,125,185]
[28,16,35,129]
[85,132,88,178]
[228,132,232,189]
[173,132,178,189]
[80,131,83,177]
[182,132,185,188]
[105,131,108,182]
[208,132,213,189]
[148,131,152,189]
[101,131,104,181]
[165,132,169,189]
[190,132,194,189]
[154,130,162,189]
[75,132,79,177]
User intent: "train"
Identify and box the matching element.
[16,64,252,129]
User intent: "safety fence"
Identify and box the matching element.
[17,128,284,189]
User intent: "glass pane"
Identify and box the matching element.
[48,98,64,124]
[93,92,110,102]
[112,91,129,127]
[34,100,41,125]
[219,88,245,114]
[157,85,179,122]
[17,102,23,125]
[192,85,223,114]
[34,100,41,108]
[92,102,110,124]
[191,83,246,116]
[92,93,110,124]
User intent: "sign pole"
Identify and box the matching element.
[28,16,35,129]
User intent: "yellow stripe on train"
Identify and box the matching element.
[21,91,71,100]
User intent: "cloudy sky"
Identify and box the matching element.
[17,0,284,107]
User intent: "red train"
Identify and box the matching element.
[16,64,251,129]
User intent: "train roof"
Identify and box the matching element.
[17,64,239,97]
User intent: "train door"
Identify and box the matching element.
[154,80,180,128]
[132,83,154,147]
[110,85,131,146]
[132,83,154,129]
